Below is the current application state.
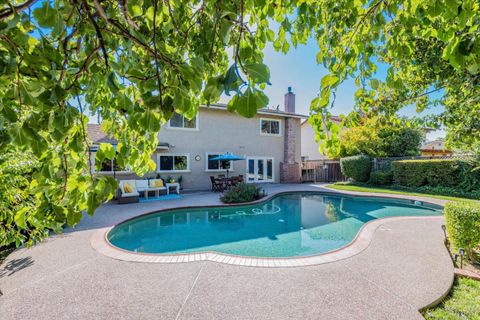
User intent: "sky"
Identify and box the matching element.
[218,37,445,141]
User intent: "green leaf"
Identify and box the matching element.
[99,143,116,160]
[228,88,269,118]
[140,110,161,132]
[224,65,239,95]
[106,72,119,93]
[14,208,28,229]
[244,63,271,84]
[33,2,56,28]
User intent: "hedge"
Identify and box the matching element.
[445,201,480,262]
[392,159,462,187]
[340,155,371,182]
[368,170,393,185]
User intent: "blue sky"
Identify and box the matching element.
[219,37,445,141]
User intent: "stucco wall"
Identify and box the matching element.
[109,108,298,190]
[301,121,327,161]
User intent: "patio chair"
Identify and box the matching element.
[210,176,223,192]
[118,180,139,204]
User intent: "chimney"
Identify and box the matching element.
[280,87,301,183]
[284,87,295,113]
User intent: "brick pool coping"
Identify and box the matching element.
[91,189,445,267]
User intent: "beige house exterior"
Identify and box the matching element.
[300,116,342,161]
[88,90,307,190]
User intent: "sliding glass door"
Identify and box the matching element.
[246,157,274,182]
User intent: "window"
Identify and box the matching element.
[94,155,129,173]
[206,153,233,171]
[157,154,190,172]
[260,118,281,135]
[168,112,198,129]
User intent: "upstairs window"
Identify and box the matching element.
[157,154,189,172]
[169,112,198,129]
[260,118,281,136]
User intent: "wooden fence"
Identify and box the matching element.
[302,155,453,183]
[301,160,346,182]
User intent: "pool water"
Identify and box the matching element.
[108,192,442,258]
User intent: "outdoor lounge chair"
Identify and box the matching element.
[118,180,139,204]
[210,176,223,192]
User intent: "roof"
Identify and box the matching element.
[204,103,308,119]
[87,124,117,145]
[421,140,449,151]
[87,124,170,149]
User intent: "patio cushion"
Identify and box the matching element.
[153,180,164,188]
[136,180,149,191]
[149,179,164,188]
[119,180,136,194]
[123,182,134,193]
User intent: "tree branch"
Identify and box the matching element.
[81,0,109,68]
[120,0,139,30]
[0,0,38,20]
[152,0,163,108]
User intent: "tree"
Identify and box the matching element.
[0,0,292,247]
[305,0,480,152]
[331,116,424,158]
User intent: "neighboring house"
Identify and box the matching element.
[421,140,453,157]
[300,116,342,161]
[87,89,307,190]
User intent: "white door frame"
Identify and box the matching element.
[246,157,274,183]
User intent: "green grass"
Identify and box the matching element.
[423,277,480,320]
[326,183,479,204]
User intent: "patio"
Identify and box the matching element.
[0,184,453,319]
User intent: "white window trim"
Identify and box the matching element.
[259,118,282,136]
[91,152,131,174]
[205,152,235,172]
[156,153,191,173]
[167,113,200,131]
[245,156,275,183]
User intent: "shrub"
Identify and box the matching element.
[392,159,462,187]
[220,183,264,203]
[340,155,372,182]
[368,170,393,185]
[445,201,480,262]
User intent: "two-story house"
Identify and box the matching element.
[87,88,307,190]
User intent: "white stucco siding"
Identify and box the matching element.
[155,108,287,190]
[103,108,303,190]
[301,121,327,161]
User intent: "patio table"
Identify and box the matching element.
[166,182,180,194]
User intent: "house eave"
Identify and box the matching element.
[201,104,308,119]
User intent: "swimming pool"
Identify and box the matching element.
[107,192,442,258]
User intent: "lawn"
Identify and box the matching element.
[326,183,479,204]
[423,277,480,320]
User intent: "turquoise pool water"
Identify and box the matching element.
[108,192,442,258]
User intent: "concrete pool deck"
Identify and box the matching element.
[0,184,454,319]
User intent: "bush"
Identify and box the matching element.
[368,170,393,185]
[392,159,462,187]
[340,155,372,182]
[220,183,264,203]
[445,201,480,262]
